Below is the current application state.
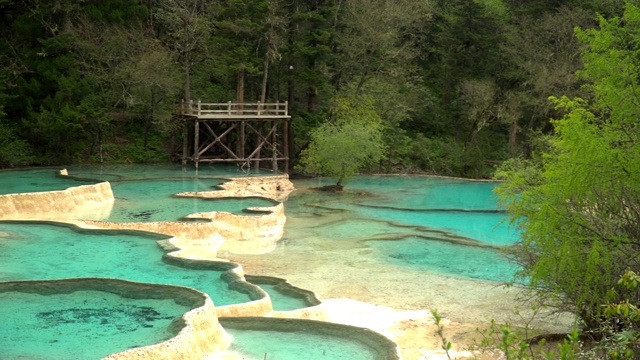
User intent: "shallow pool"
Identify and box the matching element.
[0,222,253,306]
[280,176,520,282]
[0,168,97,194]
[366,237,518,283]
[225,328,378,359]
[2,164,277,221]
[289,176,514,246]
[220,317,392,360]
[65,163,269,181]
[106,179,277,222]
[0,289,189,359]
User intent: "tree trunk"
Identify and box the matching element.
[509,118,518,155]
[261,56,269,103]
[285,1,296,173]
[237,67,245,104]
[144,88,156,150]
[182,59,191,165]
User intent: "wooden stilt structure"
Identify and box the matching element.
[180,100,291,173]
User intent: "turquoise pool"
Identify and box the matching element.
[0,222,253,307]
[0,288,191,359]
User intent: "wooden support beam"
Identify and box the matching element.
[199,122,238,158]
[193,119,200,170]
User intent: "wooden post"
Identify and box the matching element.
[254,118,261,169]
[240,119,245,164]
[181,99,187,166]
[182,116,189,166]
[194,119,200,170]
[284,117,290,173]
[283,101,290,173]
[272,121,278,172]
[197,100,202,117]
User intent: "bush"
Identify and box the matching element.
[0,123,36,168]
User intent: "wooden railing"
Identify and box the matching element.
[181,100,289,118]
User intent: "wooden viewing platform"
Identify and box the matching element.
[181,100,290,119]
[179,101,291,172]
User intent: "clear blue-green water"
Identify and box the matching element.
[0,168,98,194]
[289,176,513,245]
[0,222,252,306]
[65,163,270,182]
[1,167,521,284]
[0,289,190,359]
[345,175,502,210]
[1,164,276,221]
[284,176,520,283]
[68,164,276,221]
[366,237,518,283]
[106,180,276,222]
[224,327,379,360]
[250,283,311,311]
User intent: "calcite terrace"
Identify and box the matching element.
[0,169,402,359]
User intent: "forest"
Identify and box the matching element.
[0,0,620,175]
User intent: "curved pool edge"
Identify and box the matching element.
[157,252,276,318]
[244,274,329,319]
[159,242,330,319]
[218,316,403,360]
[0,277,231,360]
[76,202,287,257]
[0,181,115,220]
[0,218,319,318]
[0,167,289,255]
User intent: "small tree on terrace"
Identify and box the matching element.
[297,94,385,190]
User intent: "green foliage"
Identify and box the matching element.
[432,308,590,360]
[597,270,640,359]
[83,1,148,23]
[0,114,35,168]
[431,309,454,359]
[497,0,640,331]
[90,142,169,164]
[477,0,509,18]
[460,271,640,359]
[0,0,626,171]
[297,94,385,188]
[472,320,541,359]
[410,134,465,175]
[410,131,508,178]
[494,132,550,198]
[209,0,270,76]
[353,76,430,173]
